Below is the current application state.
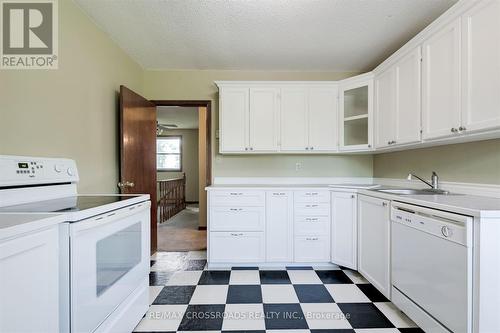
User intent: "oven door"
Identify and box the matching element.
[70,201,150,333]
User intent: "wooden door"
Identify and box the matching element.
[249,87,280,152]
[308,86,338,152]
[395,47,422,145]
[422,19,461,140]
[461,0,500,133]
[280,87,309,151]
[119,85,157,254]
[219,87,249,152]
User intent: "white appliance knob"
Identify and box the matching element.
[54,164,63,173]
[441,226,452,238]
[67,168,74,176]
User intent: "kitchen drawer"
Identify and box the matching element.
[210,206,265,231]
[210,190,265,207]
[294,190,330,203]
[295,216,330,235]
[294,203,330,216]
[210,232,265,263]
[294,235,330,262]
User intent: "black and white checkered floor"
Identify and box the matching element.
[134,251,423,333]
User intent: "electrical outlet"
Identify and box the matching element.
[295,162,302,171]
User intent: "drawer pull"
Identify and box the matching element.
[305,218,319,222]
[305,192,319,196]
[229,208,243,211]
[230,233,244,237]
[305,204,319,208]
[306,237,319,241]
[229,192,243,196]
[272,192,286,196]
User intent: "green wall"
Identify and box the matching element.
[0,0,143,193]
[373,139,500,184]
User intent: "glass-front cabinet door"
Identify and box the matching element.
[339,73,374,151]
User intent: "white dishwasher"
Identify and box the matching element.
[391,202,473,333]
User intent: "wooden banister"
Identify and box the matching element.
[157,174,186,223]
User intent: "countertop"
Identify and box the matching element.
[206,184,500,218]
[0,213,66,240]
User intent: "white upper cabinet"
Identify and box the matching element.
[280,87,309,151]
[395,47,422,145]
[461,0,500,133]
[308,87,338,151]
[217,82,339,154]
[219,87,249,152]
[422,18,461,140]
[375,68,396,148]
[375,47,422,148]
[339,74,374,151]
[249,87,280,152]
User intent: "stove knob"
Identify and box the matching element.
[54,164,63,173]
[67,167,74,176]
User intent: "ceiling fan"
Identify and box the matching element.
[157,121,178,135]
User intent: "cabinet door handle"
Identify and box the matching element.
[351,195,355,199]
[459,126,466,132]
[382,202,388,207]
[451,128,458,133]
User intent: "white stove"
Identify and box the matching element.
[0,155,151,333]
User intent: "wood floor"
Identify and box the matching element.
[157,204,207,252]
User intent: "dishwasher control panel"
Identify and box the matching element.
[391,204,469,246]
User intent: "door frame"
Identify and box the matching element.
[152,99,212,227]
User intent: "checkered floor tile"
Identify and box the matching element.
[135,251,423,333]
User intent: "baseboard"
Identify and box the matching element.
[198,226,207,230]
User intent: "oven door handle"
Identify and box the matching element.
[70,202,150,234]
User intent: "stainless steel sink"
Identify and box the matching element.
[374,188,451,195]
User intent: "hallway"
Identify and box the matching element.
[157,204,206,252]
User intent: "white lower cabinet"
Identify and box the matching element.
[208,188,332,265]
[294,236,330,263]
[210,232,265,263]
[0,225,61,333]
[209,206,265,231]
[293,190,331,263]
[358,194,391,299]
[266,191,293,262]
[331,192,357,270]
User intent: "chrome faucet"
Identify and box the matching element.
[407,171,439,190]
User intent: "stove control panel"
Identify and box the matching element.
[0,155,79,187]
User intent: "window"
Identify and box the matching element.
[157,136,182,171]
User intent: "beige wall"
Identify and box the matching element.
[373,139,500,184]
[0,0,143,193]
[143,70,374,179]
[157,129,199,202]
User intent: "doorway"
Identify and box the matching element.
[119,85,211,254]
[153,100,211,252]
